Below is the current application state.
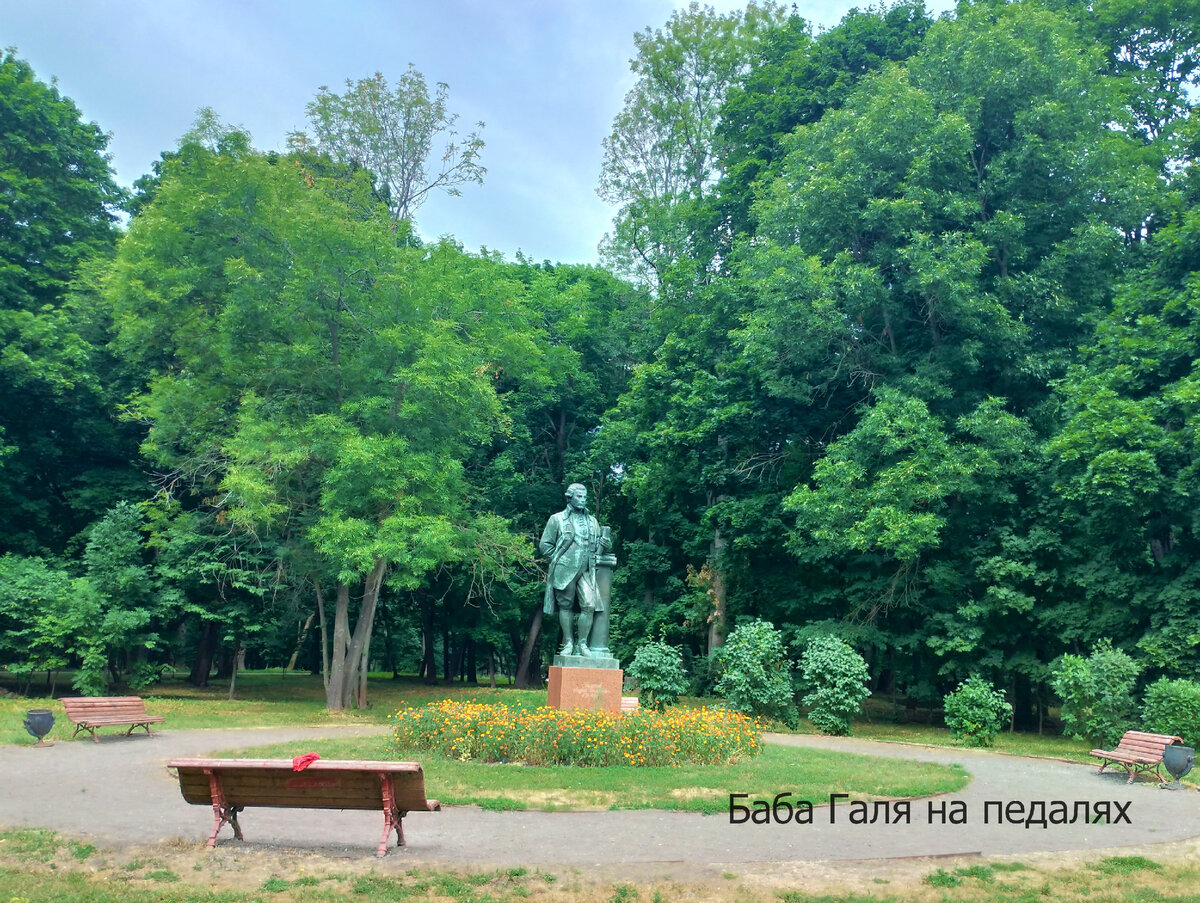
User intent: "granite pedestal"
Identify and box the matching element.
[548,655,623,715]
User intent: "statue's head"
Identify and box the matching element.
[565,483,587,510]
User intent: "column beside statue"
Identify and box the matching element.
[541,484,622,713]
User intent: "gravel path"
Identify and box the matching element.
[0,726,1196,879]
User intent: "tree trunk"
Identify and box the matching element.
[553,409,567,481]
[286,612,317,672]
[337,557,386,709]
[451,636,466,682]
[357,638,369,708]
[227,643,243,700]
[706,525,728,656]
[325,582,351,708]
[315,584,331,689]
[466,639,477,685]
[418,588,437,684]
[189,621,219,688]
[515,605,543,688]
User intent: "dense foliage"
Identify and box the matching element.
[1052,641,1141,749]
[3,0,1200,727]
[942,676,1013,747]
[800,636,871,736]
[626,639,689,710]
[1142,678,1200,749]
[714,619,797,724]
[390,700,761,766]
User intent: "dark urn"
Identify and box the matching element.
[23,708,55,746]
[1162,743,1195,789]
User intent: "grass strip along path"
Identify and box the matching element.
[4,827,1200,903]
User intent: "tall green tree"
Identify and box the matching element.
[598,2,782,290]
[0,49,140,555]
[299,66,485,223]
[105,126,528,708]
[716,1,931,239]
[596,0,1172,718]
[744,0,1158,702]
[0,49,123,311]
[1048,114,1200,675]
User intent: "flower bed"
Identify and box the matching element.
[389,701,761,767]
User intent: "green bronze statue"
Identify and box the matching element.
[540,483,613,657]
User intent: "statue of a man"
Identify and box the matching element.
[540,483,612,656]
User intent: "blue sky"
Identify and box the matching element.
[4,1,955,264]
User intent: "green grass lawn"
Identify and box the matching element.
[0,670,546,746]
[820,719,1099,763]
[3,827,1200,903]
[214,734,969,813]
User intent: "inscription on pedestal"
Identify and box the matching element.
[547,665,623,715]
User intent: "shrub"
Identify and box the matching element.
[389,701,761,767]
[943,676,1012,747]
[1142,677,1200,748]
[800,636,870,735]
[626,639,689,711]
[714,619,797,725]
[1051,639,1140,748]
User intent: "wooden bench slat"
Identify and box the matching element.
[1089,730,1182,785]
[179,790,434,811]
[75,715,164,724]
[170,757,422,771]
[60,696,163,742]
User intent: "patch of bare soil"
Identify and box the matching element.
[506,790,616,809]
[724,835,1200,899]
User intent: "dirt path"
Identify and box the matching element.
[0,726,1197,882]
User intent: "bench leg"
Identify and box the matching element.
[204,769,242,848]
[378,775,403,857]
[230,806,244,841]
[124,723,153,738]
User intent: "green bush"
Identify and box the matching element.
[1051,639,1140,748]
[1142,677,1200,748]
[942,676,1012,747]
[714,619,797,725]
[800,635,870,735]
[626,639,688,711]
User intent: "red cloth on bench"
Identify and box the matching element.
[291,753,320,771]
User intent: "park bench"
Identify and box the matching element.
[1090,730,1183,785]
[61,695,164,742]
[169,758,441,856]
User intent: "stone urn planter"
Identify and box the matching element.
[23,708,55,747]
[1163,743,1195,790]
